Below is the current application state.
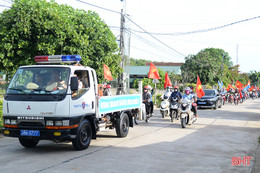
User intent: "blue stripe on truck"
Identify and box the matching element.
[99,94,141,114]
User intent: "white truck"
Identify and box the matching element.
[2,55,141,150]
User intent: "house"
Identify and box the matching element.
[129,62,183,87]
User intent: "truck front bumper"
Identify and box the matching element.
[3,127,77,141]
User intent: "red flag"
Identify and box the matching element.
[196,75,205,98]
[164,73,172,89]
[236,80,243,89]
[148,62,160,79]
[257,86,259,91]
[103,64,113,81]
[226,84,234,91]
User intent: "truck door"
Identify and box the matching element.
[70,70,96,116]
[90,69,98,114]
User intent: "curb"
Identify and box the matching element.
[252,142,260,173]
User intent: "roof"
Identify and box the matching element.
[129,66,181,76]
[145,62,184,66]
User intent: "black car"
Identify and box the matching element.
[197,89,222,109]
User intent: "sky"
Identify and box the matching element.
[0,0,260,73]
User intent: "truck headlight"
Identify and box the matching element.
[4,119,10,125]
[11,120,17,125]
[62,120,70,126]
[46,120,54,126]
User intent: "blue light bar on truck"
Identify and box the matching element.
[34,55,81,63]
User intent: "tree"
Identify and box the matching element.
[0,0,121,81]
[249,71,260,86]
[130,58,147,66]
[181,48,232,85]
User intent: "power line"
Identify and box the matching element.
[124,15,186,57]
[0,4,11,8]
[130,15,260,36]
[127,29,184,61]
[111,26,185,60]
[76,0,186,58]
[2,0,12,4]
[75,0,120,14]
[131,45,183,62]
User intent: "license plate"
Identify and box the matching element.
[20,130,40,137]
[198,102,206,104]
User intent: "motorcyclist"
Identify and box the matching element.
[170,86,182,100]
[169,86,182,120]
[143,86,151,116]
[103,84,112,96]
[160,86,172,100]
[182,87,198,117]
[147,85,154,116]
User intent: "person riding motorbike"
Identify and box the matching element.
[170,86,182,100]
[143,86,151,116]
[169,86,182,120]
[147,85,154,116]
[182,87,198,117]
[189,86,199,117]
[160,86,172,100]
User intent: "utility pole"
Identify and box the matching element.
[116,9,125,95]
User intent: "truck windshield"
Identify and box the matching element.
[6,67,70,96]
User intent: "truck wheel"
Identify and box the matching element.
[72,119,92,150]
[116,113,129,137]
[19,137,39,148]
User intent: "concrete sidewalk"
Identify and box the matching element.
[253,142,260,173]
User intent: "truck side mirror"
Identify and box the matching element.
[71,76,78,91]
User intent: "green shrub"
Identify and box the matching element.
[155,94,162,108]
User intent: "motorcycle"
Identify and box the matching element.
[228,94,234,104]
[234,93,239,105]
[137,102,151,123]
[251,92,256,100]
[178,98,197,128]
[221,93,226,105]
[169,97,179,122]
[160,95,170,118]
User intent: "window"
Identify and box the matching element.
[72,70,90,99]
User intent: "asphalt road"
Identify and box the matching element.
[0,99,260,173]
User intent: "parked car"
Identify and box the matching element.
[197,89,222,109]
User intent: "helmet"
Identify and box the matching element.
[106,85,111,89]
[166,86,172,91]
[185,87,190,91]
[144,86,148,90]
[174,86,179,89]
[147,85,152,90]
[185,87,190,95]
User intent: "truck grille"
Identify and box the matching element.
[18,121,45,129]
